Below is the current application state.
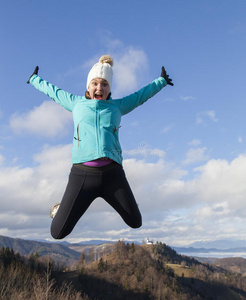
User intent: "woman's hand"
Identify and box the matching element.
[161,66,173,86]
[27,66,39,84]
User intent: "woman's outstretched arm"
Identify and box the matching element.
[27,66,80,112]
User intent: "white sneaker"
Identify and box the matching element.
[50,203,60,218]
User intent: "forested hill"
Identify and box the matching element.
[1,237,246,299]
[73,241,246,299]
[0,235,80,265]
[213,257,246,274]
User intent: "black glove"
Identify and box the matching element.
[161,66,173,86]
[27,66,39,84]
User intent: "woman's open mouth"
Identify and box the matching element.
[95,93,103,100]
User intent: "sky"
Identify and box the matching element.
[1,0,246,246]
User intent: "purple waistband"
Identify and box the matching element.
[83,158,113,167]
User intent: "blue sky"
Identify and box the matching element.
[1,0,246,246]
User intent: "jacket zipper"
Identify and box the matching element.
[96,107,100,155]
[73,124,80,146]
[114,125,121,134]
[77,125,80,146]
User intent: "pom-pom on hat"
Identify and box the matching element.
[87,55,113,91]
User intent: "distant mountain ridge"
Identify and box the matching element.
[34,239,114,245]
[172,239,246,257]
[186,239,246,249]
[173,246,246,254]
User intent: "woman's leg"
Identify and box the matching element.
[50,165,99,239]
[51,163,141,239]
[102,164,142,228]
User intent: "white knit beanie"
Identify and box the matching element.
[87,55,113,91]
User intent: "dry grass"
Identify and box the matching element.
[0,263,85,300]
[166,263,194,278]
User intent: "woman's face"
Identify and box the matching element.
[87,78,110,100]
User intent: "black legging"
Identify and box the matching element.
[50,162,142,239]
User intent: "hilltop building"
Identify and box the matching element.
[146,238,153,245]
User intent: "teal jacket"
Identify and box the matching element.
[30,75,167,165]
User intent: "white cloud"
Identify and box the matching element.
[162,123,174,134]
[188,139,201,147]
[238,136,243,143]
[195,202,230,223]
[124,154,246,244]
[196,110,218,125]
[112,47,148,96]
[124,158,188,214]
[0,144,71,239]
[180,96,196,101]
[9,101,72,138]
[0,154,4,165]
[163,97,175,102]
[99,31,124,50]
[193,155,246,208]
[182,147,209,165]
[124,146,166,160]
[1,144,246,245]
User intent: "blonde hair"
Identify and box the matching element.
[85,91,91,99]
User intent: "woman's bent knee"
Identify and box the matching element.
[129,215,142,229]
[50,220,70,240]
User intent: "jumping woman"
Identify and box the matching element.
[27,55,173,239]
